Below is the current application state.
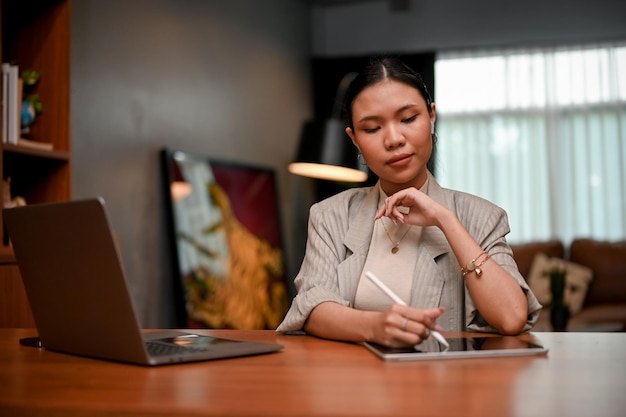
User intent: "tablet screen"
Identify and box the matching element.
[364,336,548,361]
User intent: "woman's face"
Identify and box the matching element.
[346,79,436,196]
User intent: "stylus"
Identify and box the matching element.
[365,271,450,349]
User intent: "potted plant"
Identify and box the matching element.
[548,266,569,331]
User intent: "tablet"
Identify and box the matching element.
[364,336,548,361]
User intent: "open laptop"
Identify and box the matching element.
[3,197,283,366]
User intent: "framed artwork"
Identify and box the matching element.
[161,148,289,329]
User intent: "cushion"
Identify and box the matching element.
[510,240,565,280]
[570,239,626,306]
[527,253,593,315]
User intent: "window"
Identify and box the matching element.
[434,43,626,245]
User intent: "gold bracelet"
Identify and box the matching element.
[461,251,490,277]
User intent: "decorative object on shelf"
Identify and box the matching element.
[20,69,43,135]
[2,178,26,209]
[21,100,36,131]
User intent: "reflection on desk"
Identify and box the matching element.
[1,329,625,417]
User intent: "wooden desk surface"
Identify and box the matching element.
[1,329,625,417]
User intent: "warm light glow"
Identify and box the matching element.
[288,162,368,183]
[171,181,192,200]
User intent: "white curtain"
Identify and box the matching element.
[435,43,626,245]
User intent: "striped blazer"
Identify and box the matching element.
[277,172,542,334]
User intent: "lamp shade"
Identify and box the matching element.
[170,158,192,201]
[288,118,368,183]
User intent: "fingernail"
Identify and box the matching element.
[435,325,444,332]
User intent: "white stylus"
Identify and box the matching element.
[365,271,450,349]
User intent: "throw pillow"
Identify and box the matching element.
[527,253,593,315]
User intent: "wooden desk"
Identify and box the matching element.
[1,329,625,417]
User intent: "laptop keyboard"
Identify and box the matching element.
[145,341,210,357]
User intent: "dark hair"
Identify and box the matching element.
[343,56,433,129]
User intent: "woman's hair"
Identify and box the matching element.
[343,56,434,129]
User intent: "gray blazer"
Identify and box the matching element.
[277,173,542,333]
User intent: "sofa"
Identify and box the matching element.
[510,238,626,332]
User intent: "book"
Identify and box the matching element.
[2,63,20,145]
[1,63,9,144]
[8,64,19,145]
[17,76,23,143]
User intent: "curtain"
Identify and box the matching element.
[434,43,626,245]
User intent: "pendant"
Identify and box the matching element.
[391,245,399,254]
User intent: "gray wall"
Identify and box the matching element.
[72,0,312,327]
[71,0,626,328]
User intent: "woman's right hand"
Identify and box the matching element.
[370,304,445,347]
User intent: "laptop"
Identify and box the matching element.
[3,197,283,366]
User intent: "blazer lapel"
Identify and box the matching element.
[410,174,453,309]
[337,186,380,304]
[410,226,449,308]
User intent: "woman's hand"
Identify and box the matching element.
[370,304,445,348]
[375,187,447,228]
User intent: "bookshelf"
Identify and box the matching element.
[0,0,71,327]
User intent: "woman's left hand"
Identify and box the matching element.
[375,187,446,228]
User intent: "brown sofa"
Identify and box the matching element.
[510,238,626,332]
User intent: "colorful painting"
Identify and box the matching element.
[161,149,289,329]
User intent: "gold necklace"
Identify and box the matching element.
[380,218,412,254]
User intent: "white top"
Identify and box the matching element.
[353,180,427,311]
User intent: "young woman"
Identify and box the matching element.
[277,56,541,348]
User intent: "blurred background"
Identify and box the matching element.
[69,0,626,328]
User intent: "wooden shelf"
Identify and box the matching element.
[3,143,70,160]
[0,0,71,327]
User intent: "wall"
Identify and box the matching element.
[71,0,312,327]
[311,0,626,55]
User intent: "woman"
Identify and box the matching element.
[277,56,541,348]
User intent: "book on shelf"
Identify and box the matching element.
[1,63,20,145]
[17,137,53,151]
[17,77,23,145]
[2,64,7,144]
